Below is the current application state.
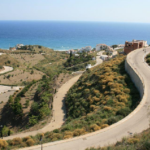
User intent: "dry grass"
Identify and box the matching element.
[0,69,44,85]
[10,53,45,67]
[0,54,20,68]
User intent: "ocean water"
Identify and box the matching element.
[0,21,150,50]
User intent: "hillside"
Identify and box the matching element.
[64,52,96,71]
[0,47,73,134]
[65,55,140,123]
[0,55,141,150]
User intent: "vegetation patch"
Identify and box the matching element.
[0,54,20,68]
[64,51,96,71]
[34,50,68,77]
[0,78,54,133]
[146,53,150,65]
[65,55,140,122]
[1,55,141,150]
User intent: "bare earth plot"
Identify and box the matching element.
[0,69,44,85]
[10,54,45,67]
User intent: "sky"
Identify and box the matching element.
[0,0,150,23]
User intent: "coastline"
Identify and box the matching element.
[1,21,150,52]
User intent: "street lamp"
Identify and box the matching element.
[0,125,3,139]
[40,135,43,150]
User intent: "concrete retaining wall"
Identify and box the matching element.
[125,54,144,98]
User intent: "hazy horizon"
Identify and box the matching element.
[1,0,150,23]
[1,20,150,24]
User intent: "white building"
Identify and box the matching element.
[67,49,78,54]
[132,40,148,47]
[96,44,107,51]
[86,64,92,69]
[112,51,118,57]
[114,44,125,50]
[75,54,79,57]
[16,44,24,49]
[79,46,92,53]
[96,44,113,53]
[9,47,16,51]
[100,55,109,61]
[118,44,125,48]
[143,41,149,47]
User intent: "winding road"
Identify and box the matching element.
[19,48,150,150]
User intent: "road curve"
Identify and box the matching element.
[19,48,150,150]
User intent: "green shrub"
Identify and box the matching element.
[26,138,35,146]
[10,138,22,145]
[116,107,131,117]
[1,126,13,137]
[25,100,30,108]
[53,129,59,133]
[142,140,150,150]
[29,115,38,126]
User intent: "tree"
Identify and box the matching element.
[70,51,73,58]
[29,115,38,126]
[30,70,34,74]
[8,95,13,108]
[6,75,11,79]
[31,102,39,115]
[112,45,118,49]
[25,100,30,108]
[13,101,23,117]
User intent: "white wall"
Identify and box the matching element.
[125,56,144,97]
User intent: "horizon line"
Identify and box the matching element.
[0,20,150,24]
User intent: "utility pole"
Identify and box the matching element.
[40,136,43,150]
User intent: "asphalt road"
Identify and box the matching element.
[19,48,150,150]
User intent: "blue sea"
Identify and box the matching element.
[0,21,150,50]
